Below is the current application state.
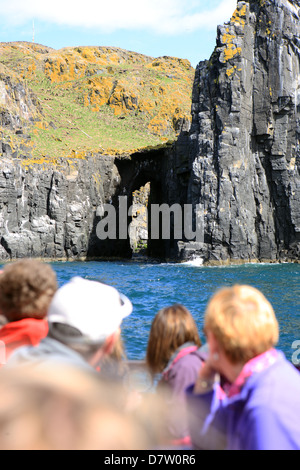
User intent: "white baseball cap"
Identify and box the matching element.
[47,277,132,344]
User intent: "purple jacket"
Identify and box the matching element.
[157,343,204,444]
[186,351,300,450]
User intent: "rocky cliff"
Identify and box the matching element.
[0,43,193,261]
[0,154,119,260]
[178,0,300,264]
[0,0,299,264]
[0,43,194,158]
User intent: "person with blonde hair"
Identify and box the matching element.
[0,363,163,450]
[187,285,300,450]
[146,304,204,448]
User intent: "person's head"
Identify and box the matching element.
[0,364,159,450]
[204,285,279,367]
[47,277,132,367]
[0,259,57,322]
[146,304,201,374]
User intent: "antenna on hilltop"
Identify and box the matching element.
[32,20,35,43]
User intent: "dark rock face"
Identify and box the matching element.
[178,0,300,263]
[0,69,42,131]
[0,155,120,260]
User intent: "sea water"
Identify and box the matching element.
[49,260,300,364]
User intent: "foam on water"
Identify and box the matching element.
[181,257,204,267]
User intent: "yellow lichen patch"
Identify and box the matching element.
[138,99,156,114]
[78,47,98,63]
[230,4,247,26]
[148,115,170,135]
[226,66,237,77]
[35,120,48,130]
[224,44,242,61]
[220,4,247,63]
[0,131,35,158]
[44,56,87,83]
[107,52,122,65]
[221,31,242,62]
[25,59,37,78]
[92,172,102,191]
[222,33,236,45]
[146,56,192,81]
[64,150,88,160]
[19,155,59,169]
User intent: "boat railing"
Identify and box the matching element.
[124,360,155,392]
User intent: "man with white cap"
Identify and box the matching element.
[7,277,132,373]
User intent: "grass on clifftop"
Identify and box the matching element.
[0,43,195,158]
[27,72,169,158]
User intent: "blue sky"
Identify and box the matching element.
[0,0,237,68]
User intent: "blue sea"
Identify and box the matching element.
[48,260,300,364]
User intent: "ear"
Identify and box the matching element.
[206,330,220,355]
[102,329,120,356]
[88,329,120,369]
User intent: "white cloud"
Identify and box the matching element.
[0,0,238,34]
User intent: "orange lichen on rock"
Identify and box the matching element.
[230,4,247,26]
[220,4,247,64]
[221,29,242,63]
[35,120,48,130]
[0,42,194,157]
[224,44,242,61]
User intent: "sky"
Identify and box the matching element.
[0,0,238,68]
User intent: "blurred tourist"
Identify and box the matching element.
[146,304,204,448]
[0,259,57,364]
[0,364,160,450]
[187,285,300,450]
[8,276,132,377]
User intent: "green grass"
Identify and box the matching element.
[26,73,173,157]
[0,44,194,159]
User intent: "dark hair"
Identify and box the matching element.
[146,304,201,374]
[0,259,57,322]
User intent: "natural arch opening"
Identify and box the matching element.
[129,182,150,259]
[90,146,174,261]
[128,176,167,260]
